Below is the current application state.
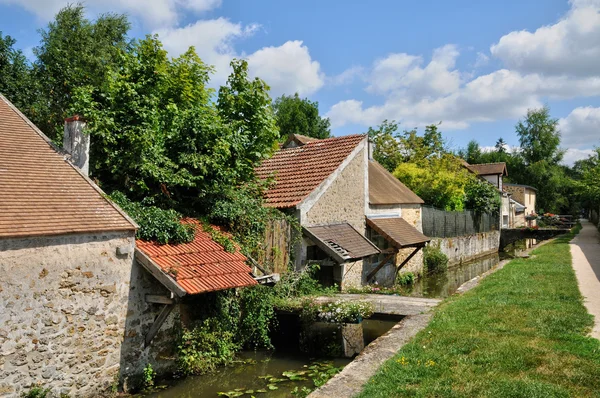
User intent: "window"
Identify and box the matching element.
[502,215,509,228]
[366,227,394,266]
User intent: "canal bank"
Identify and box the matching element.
[354,227,600,397]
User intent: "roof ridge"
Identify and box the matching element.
[0,94,138,230]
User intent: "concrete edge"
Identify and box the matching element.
[308,312,433,398]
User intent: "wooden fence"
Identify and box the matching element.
[257,218,292,274]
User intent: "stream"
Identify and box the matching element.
[148,250,517,397]
[146,318,399,398]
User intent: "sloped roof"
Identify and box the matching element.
[282,133,320,147]
[135,219,257,295]
[0,94,136,239]
[303,223,380,263]
[369,161,424,205]
[256,134,366,208]
[366,217,430,248]
[466,162,508,176]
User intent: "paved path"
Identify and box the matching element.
[570,220,600,340]
[313,293,441,316]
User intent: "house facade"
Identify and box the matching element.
[0,95,259,396]
[256,134,428,289]
[0,95,138,396]
[504,183,537,221]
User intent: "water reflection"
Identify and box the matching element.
[409,253,500,298]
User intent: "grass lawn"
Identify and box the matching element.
[358,227,600,397]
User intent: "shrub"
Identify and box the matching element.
[396,272,415,286]
[109,191,194,244]
[176,318,240,375]
[142,363,156,390]
[423,245,448,274]
[21,387,51,398]
[238,285,276,349]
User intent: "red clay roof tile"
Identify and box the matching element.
[0,95,136,238]
[255,134,366,208]
[136,219,257,295]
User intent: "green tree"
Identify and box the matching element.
[32,3,130,140]
[516,106,563,165]
[273,93,331,139]
[0,32,35,110]
[394,154,474,211]
[217,59,280,180]
[464,178,501,214]
[367,119,402,172]
[495,137,507,153]
[459,140,482,164]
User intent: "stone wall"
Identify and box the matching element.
[396,205,424,275]
[429,231,500,266]
[341,261,363,290]
[305,147,366,232]
[0,232,135,397]
[118,260,180,389]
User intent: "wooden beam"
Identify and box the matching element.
[145,304,174,348]
[145,294,174,305]
[394,246,423,278]
[135,248,187,298]
[254,274,281,284]
[366,251,396,282]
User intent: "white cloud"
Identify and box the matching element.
[490,0,600,76]
[328,66,365,86]
[474,52,489,68]
[0,0,221,28]
[246,40,325,97]
[367,45,461,98]
[558,106,600,149]
[563,148,596,165]
[156,18,259,85]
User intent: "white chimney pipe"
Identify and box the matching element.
[63,115,90,176]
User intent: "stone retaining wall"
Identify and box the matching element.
[430,230,501,266]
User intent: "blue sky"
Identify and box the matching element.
[1,0,599,164]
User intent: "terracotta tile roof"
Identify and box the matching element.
[256,134,366,208]
[282,133,320,147]
[369,161,424,205]
[465,162,507,176]
[135,219,257,295]
[367,217,430,248]
[303,223,380,262]
[0,95,136,239]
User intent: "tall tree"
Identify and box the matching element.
[464,140,482,164]
[0,32,35,110]
[32,4,130,140]
[367,119,402,172]
[516,106,563,165]
[273,93,331,139]
[495,137,507,153]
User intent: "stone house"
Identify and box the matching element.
[256,134,428,289]
[0,95,258,396]
[0,94,137,396]
[462,161,513,228]
[504,183,537,221]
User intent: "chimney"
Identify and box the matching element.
[368,138,376,161]
[63,115,90,176]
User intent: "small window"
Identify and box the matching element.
[502,215,509,228]
[366,227,394,266]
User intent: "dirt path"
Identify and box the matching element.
[570,220,600,339]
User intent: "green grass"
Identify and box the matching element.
[358,226,600,397]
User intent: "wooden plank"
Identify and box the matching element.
[145,304,174,347]
[135,248,187,298]
[394,246,423,277]
[145,294,174,305]
[366,251,396,282]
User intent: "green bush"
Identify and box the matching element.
[238,285,276,349]
[423,245,448,274]
[396,272,415,286]
[142,363,156,390]
[21,387,51,398]
[176,318,240,375]
[109,191,194,244]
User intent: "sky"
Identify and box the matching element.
[1,0,599,165]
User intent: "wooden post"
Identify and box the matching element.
[366,251,396,282]
[145,304,174,348]
[394,246,423,278]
